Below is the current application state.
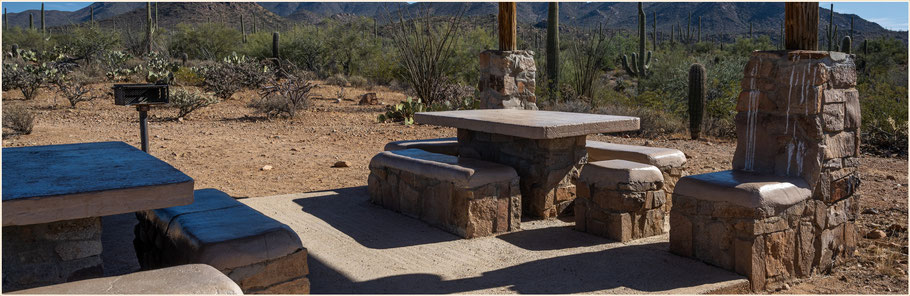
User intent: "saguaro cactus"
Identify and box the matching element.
[241,15,247,43]
[40,3,45,34]
[841,36,852,54]
[146,2,153,54]
[29,13,33,30]
[180,52,188,65]
[652,11,657,51]
[688,63,706,140]
[154,2,159,30]
[825,4,838,51]
[697,16,702,43]
[547,2,559,99]
[90,6,94,26]
[686,12,691,43]
[272,31,280,59]
[622,2,651,78]
[862,39,867,55]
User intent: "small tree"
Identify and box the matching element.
[2,104,35,135]
[254,69,314,118]
[385,3,465,105]
[53,73,101,108]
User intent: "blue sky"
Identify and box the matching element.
[2,1,908,31]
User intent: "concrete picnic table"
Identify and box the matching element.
[2,141,194,291]
[415,109,639,219]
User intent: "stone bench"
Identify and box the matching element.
[384,137,459,156]
[574,160,667,242]
[585,141,687,193]
[368,149,520,238]
[134,189,309,294]
[10,264,243,294]
[669,170,854,291]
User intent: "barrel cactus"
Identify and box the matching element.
[841,36,851,54]
[688,63,706,140]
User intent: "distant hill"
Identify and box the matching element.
[2,2,904,43]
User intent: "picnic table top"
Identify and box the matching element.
[414,109,640,139]
[2,141,194,226]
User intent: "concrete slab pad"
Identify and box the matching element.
[241,187,749,294]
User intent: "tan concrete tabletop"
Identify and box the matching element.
[2,141,194,226]
[414,109,640,139]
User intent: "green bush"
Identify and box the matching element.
[174,66,204,86]
[378,97,425,125]
[54,25,120,64]
[857,37,908,156]
[169,23,241,61]
[2,27,53,52]
[168,87,219,119]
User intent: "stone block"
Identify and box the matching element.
[822,103,845,132]
[10,264,243,295]
[54,240,103,261]
[230,249,309,292]
[734,236,766,291]
[669,212,693,257]
[823,132,856,159]
[843,90,861,129]
[477,50,538,110]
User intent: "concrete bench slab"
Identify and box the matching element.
[579,160,664,191]
[673,170,811,211]
[384,137,459,156]
[10,264,242,294]
[586,141,687,168]
[368,149,520,238]
[134,189,309,294]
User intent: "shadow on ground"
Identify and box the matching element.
[293,186,460,249]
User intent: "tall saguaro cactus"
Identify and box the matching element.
[841,36,852,54]
[688,63,706,140]
[40,3,45,34]
[90,6,94,26]
[546,2,559,99]
[146,2,154,54]
[686,12,691,43]
[29,13,33,30]
[241,15,247,43]
[652,11,657,50]
[697,16,702,43]
[272,31,280,59]
[622,2,651,78]
[825,3,838,51]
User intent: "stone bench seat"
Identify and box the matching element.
[670,170,851,291]
[11,264,243,294]
[575,160,667,242]
[134,189,309,294]
[586,141,687,169]
[368,149,520,238]
[384,137,459,156]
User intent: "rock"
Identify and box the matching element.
[861,208,879,215]
[290,148,299,152]
[887,175,897,181]
[887,224,906,235]
[358,93,379,105]
[865,230,886,239]
[332,161,350,168]
[335,99,342,103]
[261,165,273,171]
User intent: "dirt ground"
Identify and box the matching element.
[2,82,907,294]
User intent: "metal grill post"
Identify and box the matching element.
[137,105,150,152]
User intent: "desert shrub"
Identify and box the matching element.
[54,25,120,64]
[549,100,593,113]
[2,61,58,100]
[2,27,53,52]
[857,37,908,156]
[378,97,426,125]
[144,52,179,84]
[173,66,205,86]
[2,105,35,135]
[595,103,687,137]
[99,50,140,81]
[253,74,315,118]
[169,23,241,61]
[53,72,101,108]
[168,87,219,119]
[348,75,368,88]
[325,73,348,86]
[223,53,272,89]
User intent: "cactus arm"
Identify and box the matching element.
[621,54,635,76]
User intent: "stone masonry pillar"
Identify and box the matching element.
[734,50,860,277]
[477,50,538,110]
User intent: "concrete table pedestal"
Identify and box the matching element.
[417,109,639,219]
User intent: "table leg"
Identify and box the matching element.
[457,129,587,219]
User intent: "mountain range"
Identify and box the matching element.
[3,2,905,42]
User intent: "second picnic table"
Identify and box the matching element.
[415,109,640,219]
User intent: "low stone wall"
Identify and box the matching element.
[2,217,103,292]
[670,194,857,291]
[574,160,667,241]
[368,166,521,238]
[457,129,587,219]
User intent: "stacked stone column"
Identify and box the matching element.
[477,50,538,110]
[672,50,860,291]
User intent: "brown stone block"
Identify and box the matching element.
[398,181,421,218]
[823,132,856,159]
[763,229,795,280]
[554,185,575,202]
[713,202,760,219]
[576,181,591,199]
[795,222,816,277]
[382,173,400,211]
[822,103,845,132]
[844,89,861,129]
[421,182,453,227]
[233,249,309,291]
[669,213,694,257]
[843,222,857,252]
[641,209,666,237]
[673,195,697,215]
[736,235,766,291]
[696,221,735,270]
[605,212,632,242]
[575,199,588,232]
[736,91,776,112]
[645,190,666,210]
[465,197,497,238]
[509,192,521,231]
[495,197,510,233]
[828,63,857,88]
[829,174,860,204]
